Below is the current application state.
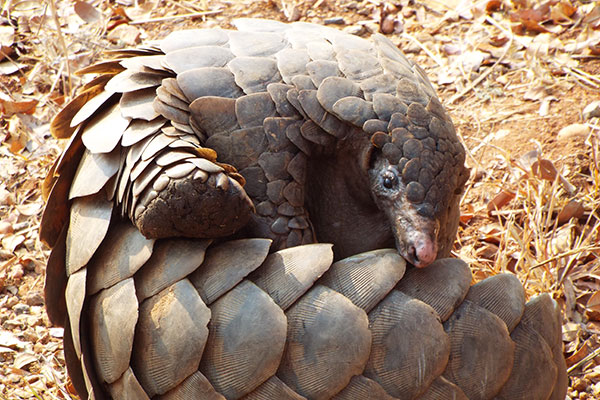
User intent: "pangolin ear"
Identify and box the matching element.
[370,131,391,149]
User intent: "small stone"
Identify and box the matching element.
[557,123,589,140]
[24,292,44,307]
[324,17,345,25]
[583,100,600,120]
[49,327,64,338]
[343,25,365,36]
[13,303,28,315]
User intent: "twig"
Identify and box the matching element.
[567,346,600,374]
[401,32,443,67]
[47,0,72,96]
[562,66,600,88]
[448,16,512,104]
[129,9,223,25]
[529,245,600,270]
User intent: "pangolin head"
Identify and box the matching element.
[365,103,469,268]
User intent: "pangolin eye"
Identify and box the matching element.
[382,172,398,189]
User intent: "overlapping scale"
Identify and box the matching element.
[365,290,449,398]
[200,280,287,399]
[89,278,138,384]
[251,244,333,310]
[134,238,210,301]
[442,300,515,399]
[464,273,525,332]
[318,249,406,312]
[132,279,211,397]
[395,258,471,321]
[66,192,113,275]
[189,238,271,304]
[86,221,155,295]
[69,148,120,200]
[157,371,224,400]
[242,376,305,400]
[332,375,395,400]
[278,285,371,399]
[107,368,149,400]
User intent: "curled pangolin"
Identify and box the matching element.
[40,19,566,399]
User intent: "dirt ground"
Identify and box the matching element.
[0,0,599,398]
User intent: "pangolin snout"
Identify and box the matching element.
[406,234,438,268]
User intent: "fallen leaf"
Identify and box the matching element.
[13,352,37,370]
[74,1,103,23]
[475,242,500,259]
[478,223,504,244]
[531,159,557,181]
[0,331,26,349]
[0,26,15,47]
[0,61,27,75]
[0,221,13,235]
[460,203,475,224]
[557,200,585,225]
[487,189,515,215]
[16,202,42,217]
[566,340,590,367]
[0,97,38,116]
[587,291,600,314]
[1,234,25,252]
[124,0,158,20]
[107,24,141,46]
[489,35,509,47]
[485,0,502,13]
[583,101,600,120]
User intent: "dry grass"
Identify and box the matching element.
[1,0,599,398]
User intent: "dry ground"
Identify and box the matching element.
[0,0,599,398]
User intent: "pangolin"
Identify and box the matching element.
[40,18,566,400]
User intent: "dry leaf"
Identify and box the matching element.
[485,0,502,13]
[0,61,27,75]
[460,203,475,224]
[489,35,509,47]
[550,3,573,25]
[0,97,37,116]
[0,26,15,48]
[476,243,500,260]
[586,291,600,319]
[1,234,25,252]
[512,7,550,33]
[557,200,585,225]
[13,352,37,370]
[462,50,487,72]
[531,159,557,181]
[583,101,600,120]
[0,221,13,235]
[124,0,158,20]
[107,24,141,46]
[479,223,503,244]
[487,189,515,215]
[551,224,574,254]
[74,1,103,23]
[16,202,42,217]
[566,340,591,367]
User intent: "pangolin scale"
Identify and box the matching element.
[40,19,566,399]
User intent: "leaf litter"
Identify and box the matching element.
[0,0,599,398]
